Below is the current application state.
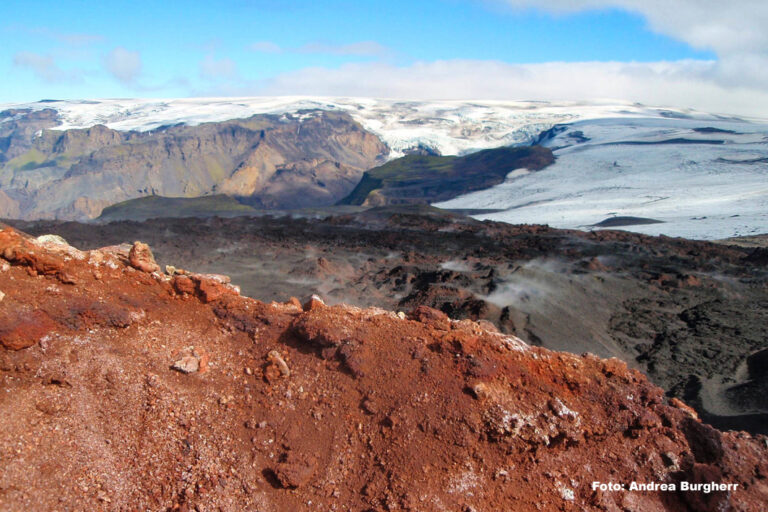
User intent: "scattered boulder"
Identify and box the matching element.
[172,356,200,374]
[408,305,451,330]
[302,294,326,312]
[128,241,160,273]
[0,229,68,278]
[171,347,203,374]
[188,274,238,303]
[196,278,227,303]
[273,452,317,488]
[171,275,196,295]
[0,310,57,351]
[264,350,290,383]
[670,398,699,420]
[35,234,69,245]
[171,272,240,303]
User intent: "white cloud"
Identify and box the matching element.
[13,52,81,83]
[496,1,768,53]
[254,59,768,117]
[200,54,238,80]
[203,3,768,117]
[104,47,142,84]
[495,1,768,88]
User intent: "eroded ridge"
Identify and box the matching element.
[0,226,766,511]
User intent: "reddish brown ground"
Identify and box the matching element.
[0,225,766,511]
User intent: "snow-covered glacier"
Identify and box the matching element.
[3,96,767,239]
[0,96,734,158]
[435,117,768,240]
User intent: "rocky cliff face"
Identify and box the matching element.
[0,225,766,511]
[0,109,388,220]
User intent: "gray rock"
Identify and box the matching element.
[172,355,200,374]
[36,234,69,245]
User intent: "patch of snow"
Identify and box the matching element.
[436,116,768,240]
[506,168,531,179]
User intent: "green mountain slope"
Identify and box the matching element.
[97,194,257,222]
[338,145,554,206]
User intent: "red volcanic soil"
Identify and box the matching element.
[0,225,767,511]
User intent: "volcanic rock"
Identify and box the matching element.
[7,210,768,437]
[264,350,291,383]
[302,294,326,311]
[407,305,452,330]
[1,228,767,511]
[171,274,196,295]
[0,309,56,351]
[185,273,239,303]
[172,355,200,374]
[35,234,69,245]
[273,452,317,488]
[128,241,160,273]
[172,348,202,374]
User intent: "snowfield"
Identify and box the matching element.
[435,117,768,240]
[0,96,736,158]
[3,97,767,239]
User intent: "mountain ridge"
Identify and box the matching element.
[3,97,765,229]
[0,109,386,220]
[2,97,738,157]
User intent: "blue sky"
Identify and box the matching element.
[1,0,765,115]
